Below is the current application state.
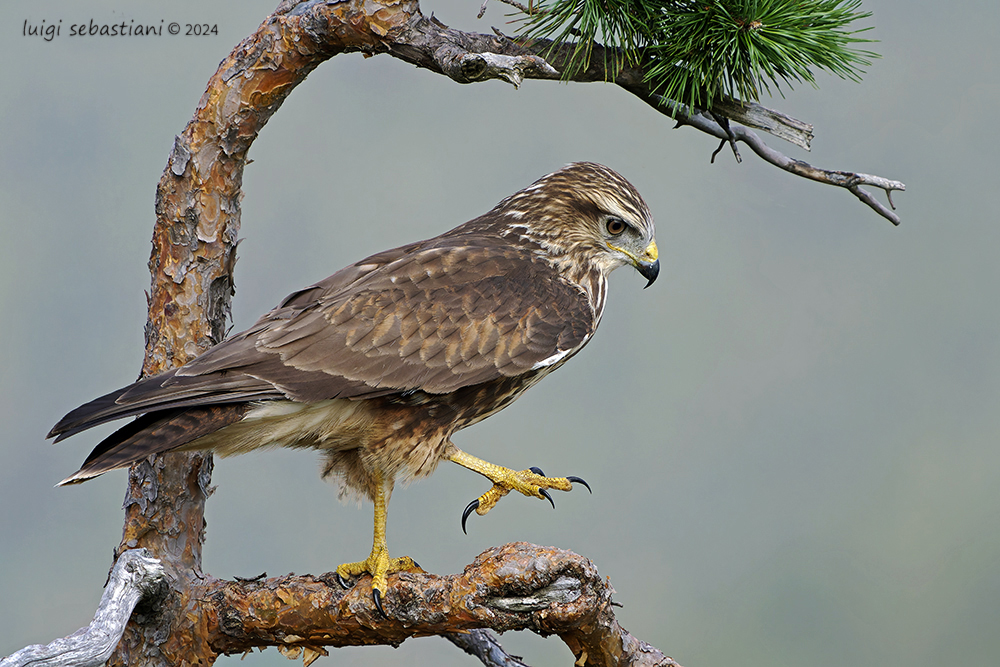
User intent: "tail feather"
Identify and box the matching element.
[58,404,248,485]
[48,368,278,442]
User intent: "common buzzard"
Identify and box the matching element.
[49,162,659,614]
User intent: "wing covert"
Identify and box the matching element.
[248,243,597,396]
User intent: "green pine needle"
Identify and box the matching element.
[517,0,656,76]
[517,0,878,111]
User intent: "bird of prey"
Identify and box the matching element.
[49,162,659,614]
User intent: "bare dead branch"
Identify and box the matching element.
[1,550,165,667]
[652,97,905,225]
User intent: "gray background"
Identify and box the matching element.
[2,0,997,665]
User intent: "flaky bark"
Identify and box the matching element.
[202,543,678,666]
[10,0,902,665]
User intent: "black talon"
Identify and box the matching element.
[539,488,555,509]
[372,588,387,618]
[566,476,592,493]
[335,572,352,590]
[462,498,480,535]
[529,466,545,476]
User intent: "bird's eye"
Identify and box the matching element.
[606,218,627,235]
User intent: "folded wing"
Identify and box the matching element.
[49,236,594,443]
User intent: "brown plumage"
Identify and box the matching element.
[49,162,658,609]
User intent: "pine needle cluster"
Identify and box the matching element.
[517,0,878,111]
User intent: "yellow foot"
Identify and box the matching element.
[449,449,592,533]
[335,550,423,617]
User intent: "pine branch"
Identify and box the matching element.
[391,20,902,222]
[516,0,878,112]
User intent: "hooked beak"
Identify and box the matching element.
[608,239,660,288]
[637,258,659,288]
[636,240,659,288]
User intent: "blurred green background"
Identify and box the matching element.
[2,1,997,665]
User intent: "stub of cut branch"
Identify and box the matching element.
[1,550,165,667]
[710,98,814,151]
[434,44,558,87]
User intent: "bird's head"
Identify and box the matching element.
[495,162,659,287]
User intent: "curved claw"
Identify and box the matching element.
[566,475,592,493]
[335,571,352,590]
[372,588,387,618]
[539,488,555,509]
[529,466,545,476]
[462,498,480,535]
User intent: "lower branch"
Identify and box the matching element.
[5,544,680,667]
[1,550,165,667]
[193,542,679,667]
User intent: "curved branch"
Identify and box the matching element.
[109,1,425,663]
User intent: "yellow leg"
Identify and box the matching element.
[335,472,422,616]
[448,448,590,531]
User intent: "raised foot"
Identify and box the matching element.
[335,551,423,617]
[461,465,591,533]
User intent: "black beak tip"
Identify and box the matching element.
[640,260,660,288]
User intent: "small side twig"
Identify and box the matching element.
[446,629,532,667]
[710,113,742,163]
[478,0,539,18]
[1,550,165,667]
[496,0,538,15]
